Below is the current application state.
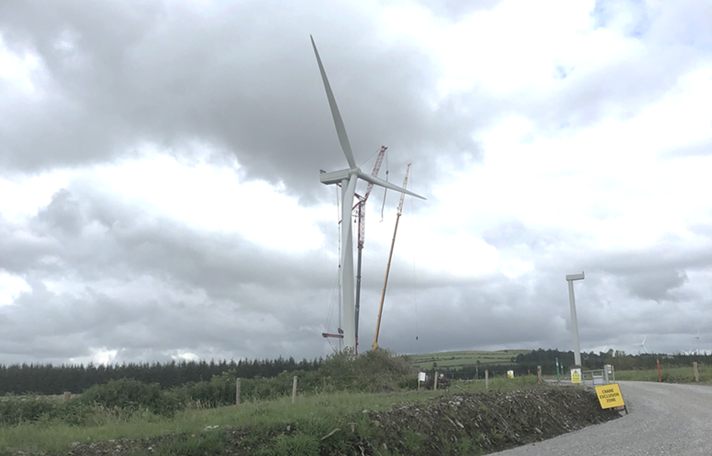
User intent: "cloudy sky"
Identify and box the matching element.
[1,0,711,366]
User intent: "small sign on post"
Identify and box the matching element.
[594,383,627,414]
[418,372,425,391]
[571,368,582,384]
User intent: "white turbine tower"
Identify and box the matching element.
[311,36,425,352]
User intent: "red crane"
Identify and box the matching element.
[353,146,386,353]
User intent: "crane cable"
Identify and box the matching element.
[409,170,419,342]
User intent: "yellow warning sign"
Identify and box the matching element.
[571,368,582,384]
[595,383,625,409]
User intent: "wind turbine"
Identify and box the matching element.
[311,36,426,352]
[694,331,704,355]
[635,336,648,354]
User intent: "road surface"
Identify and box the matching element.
[494,381,712,456]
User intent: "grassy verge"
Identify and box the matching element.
[2,376,544,455]
[615,364,711,383]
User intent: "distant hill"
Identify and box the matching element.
[408,349,532,370]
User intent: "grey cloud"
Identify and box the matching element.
[0,0,480,201]
[414,0,504,21]
[37,189,84,236]
[658,140,712,160]
[0,182,352,363]
[619,269,688,302]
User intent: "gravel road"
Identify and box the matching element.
[494,381,712,456]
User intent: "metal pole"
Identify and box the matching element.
[566,273,584,367]
[556,357,560,382]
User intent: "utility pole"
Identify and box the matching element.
[566,272,585,367]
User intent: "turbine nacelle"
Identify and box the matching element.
[320,168,361,185]
[320,167,426,200]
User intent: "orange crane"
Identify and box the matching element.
[373,164,411,350]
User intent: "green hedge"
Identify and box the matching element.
[1,349,417,426]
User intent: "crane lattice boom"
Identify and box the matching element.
[354,146,387,250]
[373,164,411,350]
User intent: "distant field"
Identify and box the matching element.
[409,349,532,369]
[616,365,711,384]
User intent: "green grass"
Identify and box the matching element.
[409,349,532,369]
[0,376,539,455]
[615,364,712,384]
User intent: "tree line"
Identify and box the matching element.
[2,349,708,395]
[434,348,711,379]
[0,356,323,395]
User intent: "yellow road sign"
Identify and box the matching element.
[571,368,582,383]
[595,383,626,409]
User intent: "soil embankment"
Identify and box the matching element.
[60,387,619,456]
[358,388,619,454]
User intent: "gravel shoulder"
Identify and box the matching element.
[493,381,712,456]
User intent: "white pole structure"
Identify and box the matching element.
[566,272,585,367]
[311,36,425,352]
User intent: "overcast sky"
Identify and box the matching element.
[1,0,711,366]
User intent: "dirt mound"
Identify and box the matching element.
[357,388,619,454]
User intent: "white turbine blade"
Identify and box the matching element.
[310,36,357,170]
[359,172,426,200]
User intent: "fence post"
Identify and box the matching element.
[485,370,489,390]
[693,362,699,383]
[537,365,542,383]
[434,371,439,391]
[236,378,241,405]
[292,376,298,403]
[63,392,71,403]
